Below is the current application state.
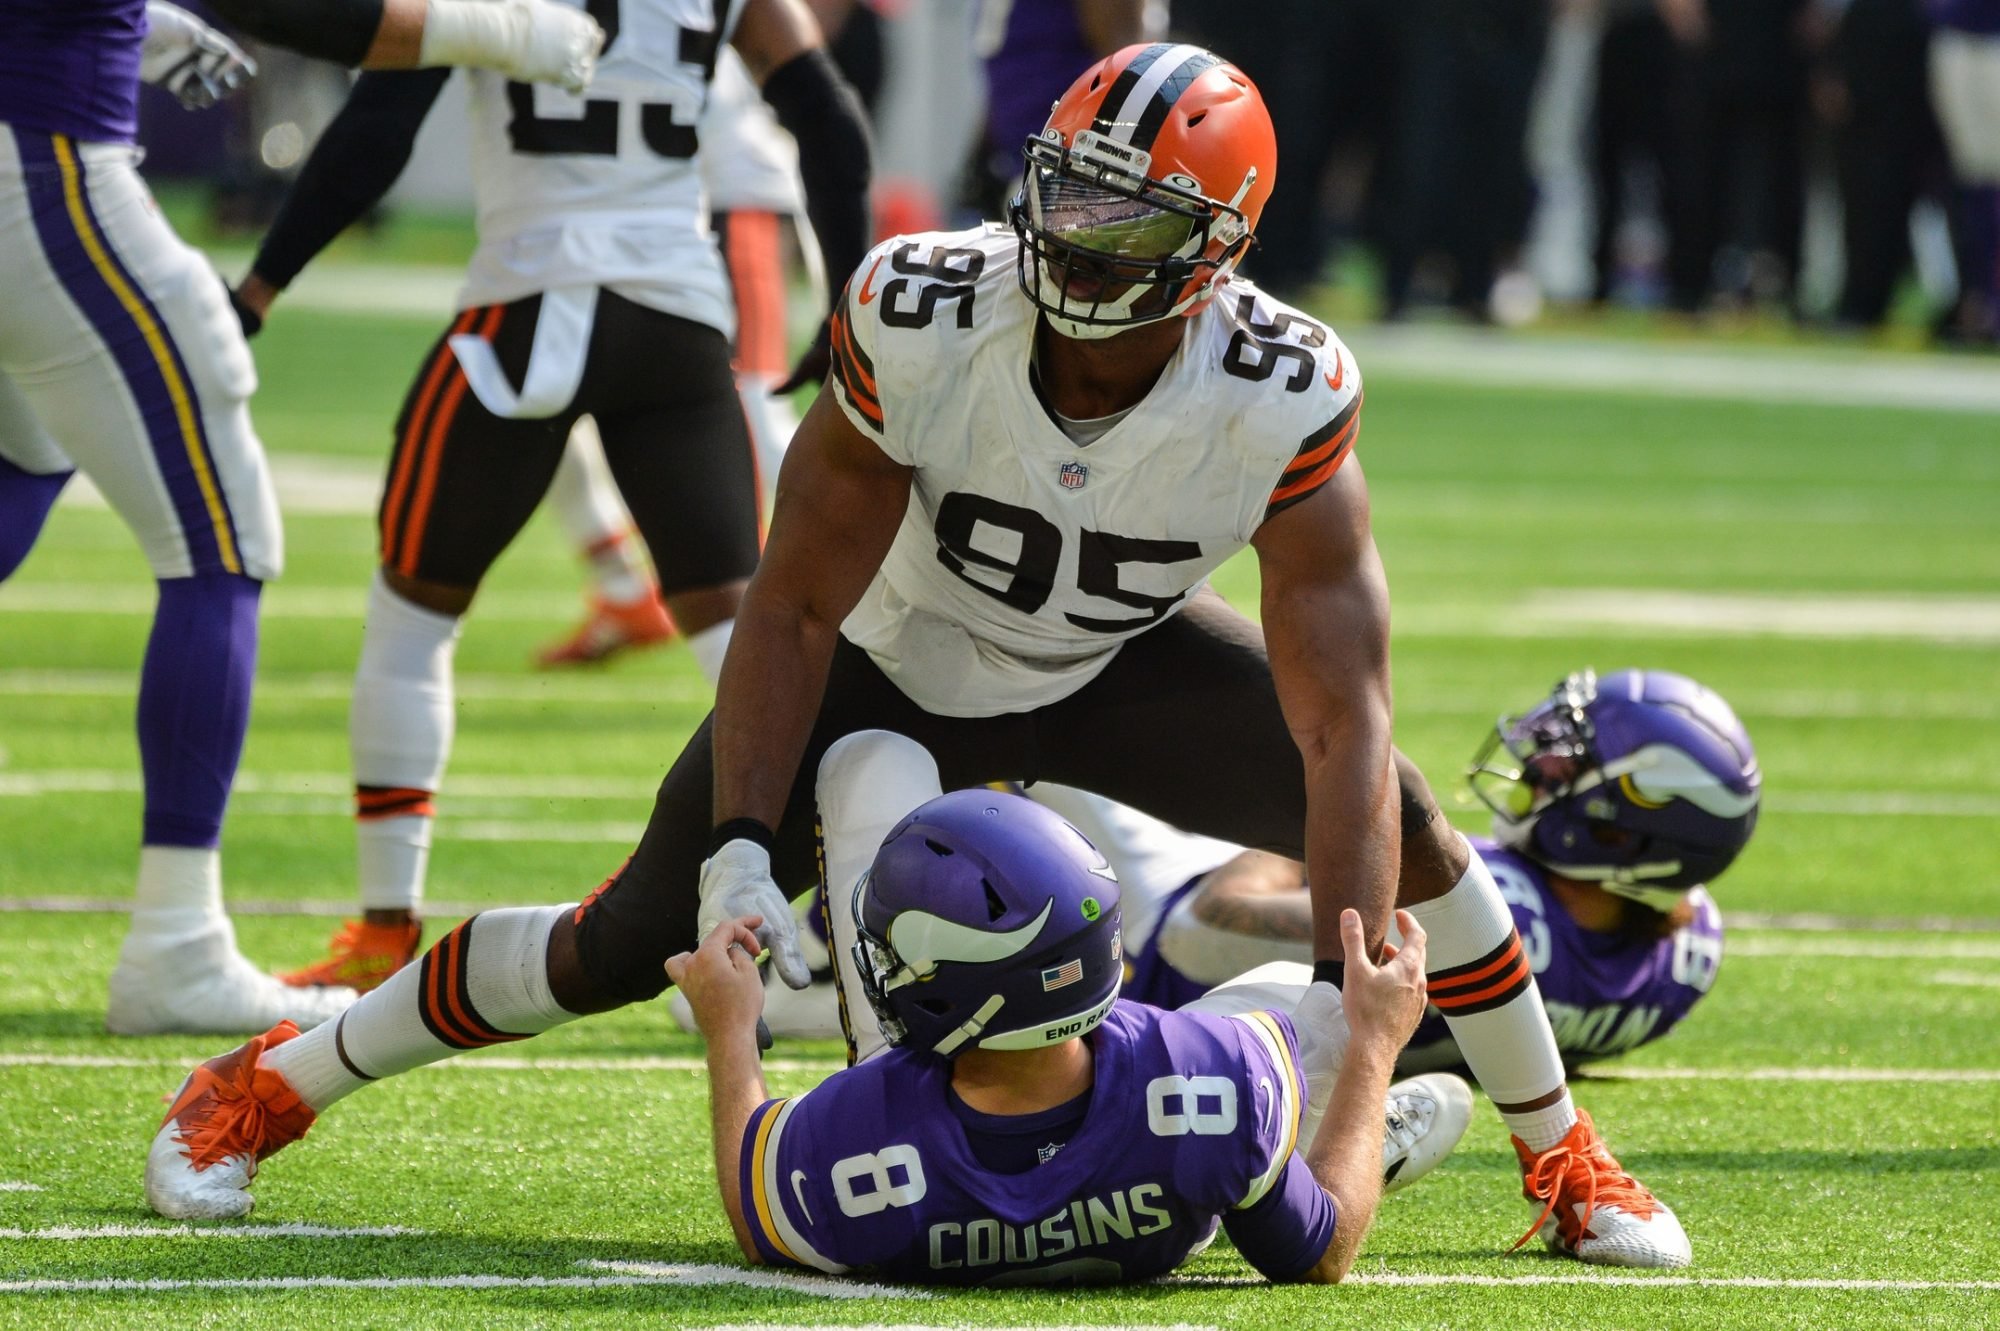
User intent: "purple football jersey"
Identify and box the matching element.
[740,1001,1323,1285]
[1405,838,1724,1066]
[0,0,148,143]
[980,0,1097,161]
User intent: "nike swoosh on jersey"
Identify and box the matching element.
[1325,351,1345,392]
[857,255,886,305]
[790,1169,814,1224]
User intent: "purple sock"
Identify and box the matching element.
[138,573,262,847]
[0,456,72,581]
[1960,185,2000,335]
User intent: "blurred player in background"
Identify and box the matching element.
[672,735,1464,1286]
[536,46,819,669]
[1930,0,2000,346]
[2,3,350,1036]
[970,0,1163,212]
[225,0,872,992]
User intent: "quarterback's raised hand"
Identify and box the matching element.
[666,915,768,1042]
[141,2,257,111]
[697,838,813,990]
[1340,908,1428,1052]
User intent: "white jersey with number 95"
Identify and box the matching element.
[827,226,1366,717]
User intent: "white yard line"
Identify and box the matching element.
[0,1265,927,1300]
[2,768,1990,824]
[1342,1272,2000,1291]
[1931,971,2000,989]
[0,1224,420,1240]
[6,670,2000,723]
[1571,1066,2000,1083]
[1724,936,2000,960]
[0,1182,42,1192]
[59,455,381,517]
[1346,324,2000,415]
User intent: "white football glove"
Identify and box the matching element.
[140,2,255,111]
[420,0,604,96]
[697,839,812,991]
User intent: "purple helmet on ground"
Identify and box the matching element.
[853,790,1123,1058]
[1468,668,1761,909]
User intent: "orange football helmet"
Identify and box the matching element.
[1010,43,1277,338]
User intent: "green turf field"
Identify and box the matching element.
[1,242,1996,1328]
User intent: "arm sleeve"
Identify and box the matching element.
[737,1095,851,1275]
[1221,1153,1339,1282]
[249,68,450,290]
[1261,359,1362,525]
[758,47,873,317]
[206,0,381,68]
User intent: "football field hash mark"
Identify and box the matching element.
[0,1182,42,1192]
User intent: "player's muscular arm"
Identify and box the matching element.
[1191,851,1313,942]
[711,391,913,831]
[1250,461,1399,967]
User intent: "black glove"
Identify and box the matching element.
[773,315,832,395]
[229,286,264,339]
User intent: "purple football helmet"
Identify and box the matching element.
[853,789,1123,1057]
[1468,669,1761,908]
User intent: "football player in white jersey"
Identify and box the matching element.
[535,45,813,668]
[148,44,1680,1269]
[214,0,870,991]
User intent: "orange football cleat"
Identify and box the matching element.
[1512,1109,1691,1268]
[144,1021,316,1219]
[534,592,677,668]
[279,919,421,993]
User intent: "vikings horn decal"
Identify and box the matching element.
[887,898,1055,971]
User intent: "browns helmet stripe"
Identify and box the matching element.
[1089,43,1219,151]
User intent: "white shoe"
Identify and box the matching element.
[108,919,356,1036]
[1382,1072,1474,1196]
[1512,1109,1693,1268]
[145,1022,317,1219]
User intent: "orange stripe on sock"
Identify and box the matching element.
[439,922,515,1046]
[1429,934,1525,994]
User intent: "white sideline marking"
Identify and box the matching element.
[0,584,584,624]
[0,1182,41,1192]
[0,1224,421,1240]
[0,1260,926,1299]
[1341,1273,2000,1292]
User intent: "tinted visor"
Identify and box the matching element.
[1025,165,1199,266]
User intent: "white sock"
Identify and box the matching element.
[814,731,943,1066]
[550,422,650,605]
[1405,842,1574,1147]
[128,845,224,939]
[350,574,460,913]
[685,619,733,685]
[263,905,575,1110]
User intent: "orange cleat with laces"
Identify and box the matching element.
[534,592,676,668]
[1512,1109,1691,1268]
[144,1022,316,1219]
[279,919,421,993]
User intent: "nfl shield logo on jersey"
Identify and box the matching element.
[1058,461,1089,491]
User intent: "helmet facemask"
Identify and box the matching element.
[1011,129,1251,339]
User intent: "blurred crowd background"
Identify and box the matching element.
[135,0,2000,347]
